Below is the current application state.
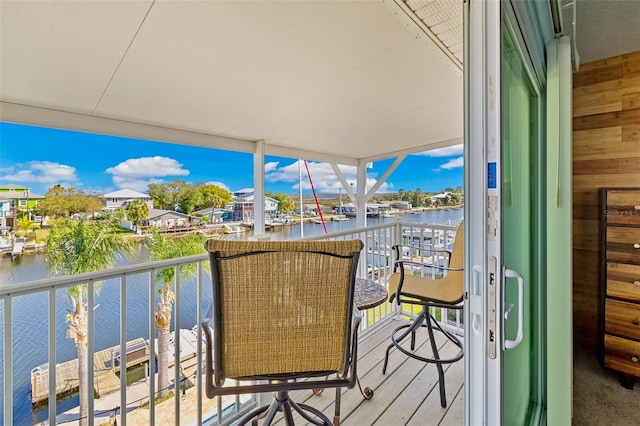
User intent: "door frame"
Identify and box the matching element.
[463,1,549,424]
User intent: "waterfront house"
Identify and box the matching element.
[390,201,412,211]
[231,189,279,222]
[430,192,451,206]
[102,189,154,211]
[0,197,10,233]
[193,207,231,224]
[146,209,200,230]
[1,1,639,425]
[0,184,44,230]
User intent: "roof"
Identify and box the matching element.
[0,184,44,197]
[148,209,189,220]
[0,184,29,191]
[103,189,149,199]
[193,207,215,215]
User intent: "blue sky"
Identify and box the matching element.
[0,122,462,197]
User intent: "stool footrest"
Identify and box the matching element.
[389,322,463,364]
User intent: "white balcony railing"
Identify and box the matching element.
[0,220,460,426]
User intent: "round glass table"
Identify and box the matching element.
[354,278,388,310]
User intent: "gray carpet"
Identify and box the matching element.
[573,346,640,425]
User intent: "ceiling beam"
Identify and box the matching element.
[0,102,256,153]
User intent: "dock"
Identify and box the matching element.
[30,338,149,405]
[11,241,23,259]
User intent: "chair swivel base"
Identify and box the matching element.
[382,309,463,408]
[237,390,332,426]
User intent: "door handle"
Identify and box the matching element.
[504,268,524,349]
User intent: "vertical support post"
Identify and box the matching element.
[299,159,304,238]
[355,162,367,229]
[253,140,266,237]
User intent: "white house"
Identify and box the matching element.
[0,198,11,233]
[146,209,193,229]
[102,189,153,210]
[430,192,451,205]
[231,190,279,221]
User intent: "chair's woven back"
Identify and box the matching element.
[205,239,362,380]
[446,220,464,298]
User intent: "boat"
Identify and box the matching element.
[223,224,246,234]
[332,215,349,221]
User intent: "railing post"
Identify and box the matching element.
[49,288,57,424]
[391,218,403,318]
[4,297,12,426]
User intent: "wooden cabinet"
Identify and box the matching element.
[600,188,640,388]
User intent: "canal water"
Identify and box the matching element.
[0,208,462,425]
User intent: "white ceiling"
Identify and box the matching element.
[0,0,463,166]
[1,1,638,166]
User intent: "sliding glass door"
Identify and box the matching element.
[464,1,545,424]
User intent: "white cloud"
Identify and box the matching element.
[205,181,230,191]
[415,144,463,157]
[265,160,392,193]
[264,161,279,173]
[436,157,464,170]
[105,156,190,190]
[0,161,79,187]
[106,156,189,178]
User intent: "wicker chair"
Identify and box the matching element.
[202,239,363,426]
[382,221,464,408]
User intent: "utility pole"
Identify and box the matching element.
[339,187,342,232]
[12,195,17,231]
[24,187,30,221]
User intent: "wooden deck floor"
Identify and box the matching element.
[274,318,464,426]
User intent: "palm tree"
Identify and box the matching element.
[126,199,150,232]
[144,229,207,398]
[45,215,133,426]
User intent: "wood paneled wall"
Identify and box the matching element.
[573,50,640,349]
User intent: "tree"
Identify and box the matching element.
[148,180,193,211]
[126,199,150,227]
[176,185,202,215]
[449,192,461,205]
[412,188,422,208]
[37,184,69,217]
[17,215,36,231]
[37,185,102,218]
[144,229,208,398]
[148,183,174,210]
[267,192,295,214]
[198,184,232,209]
[45,215,133,426]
